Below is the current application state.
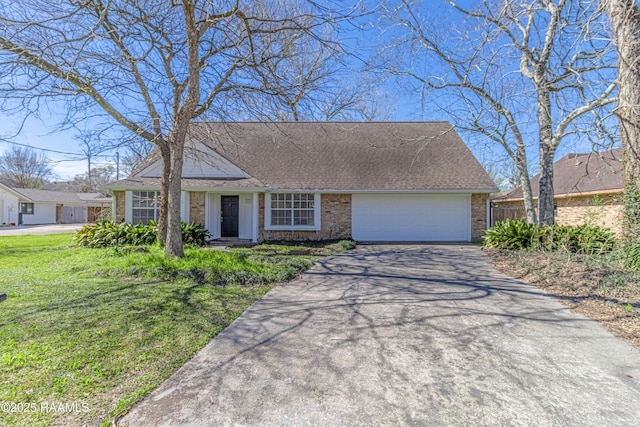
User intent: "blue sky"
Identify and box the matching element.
[0,108,124,180]
[0,1,618,183]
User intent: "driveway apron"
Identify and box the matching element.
[122,245,640,427]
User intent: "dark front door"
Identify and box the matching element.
[221,195,239,237]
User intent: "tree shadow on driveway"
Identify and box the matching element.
[122,244,640,427]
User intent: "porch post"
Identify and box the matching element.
[252,192,259,243]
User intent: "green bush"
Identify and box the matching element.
[75,220,211,248]
[483,219,537,250]
[483,219,616,254]
[571,224,616,254]
[180,221,212,246]
[624,243,640,271]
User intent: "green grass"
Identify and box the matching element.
[0,235,347,426]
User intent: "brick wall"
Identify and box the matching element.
[258,193,352,241]
[189,192,206,227]
[555,193,623,235]
[113,190,125,222]
[471,194,490,242]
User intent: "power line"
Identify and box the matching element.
[0,139,117,159]
[0,138,82,156]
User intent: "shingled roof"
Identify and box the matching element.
[1,183,112,204]
[111,122,497,192]
[496,148,623,201]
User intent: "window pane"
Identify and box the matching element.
[20,203,34,215]
[270,193,315,227]
[294,209,314,226]
[271,209,291,226]
[132,191,159,225]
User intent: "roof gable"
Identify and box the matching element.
[136,140,251,179]
[0,182,30,200]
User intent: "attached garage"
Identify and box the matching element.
[352,193,471,241]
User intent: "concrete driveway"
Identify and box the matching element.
[122,245,640,427]
[0,223,85,236]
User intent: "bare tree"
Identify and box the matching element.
[246,20,390,121]
[603,0,640,239]
[0,145,54,188]
[119,137,155,178]
[73,165,116,192]
[0,0,357,256]
[382,0,617,224]
[74,131,109,192]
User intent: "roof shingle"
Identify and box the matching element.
[116,122,497,192]
[495,148,623,201]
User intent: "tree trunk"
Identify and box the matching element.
[605,0,640,239]
[165,136,185,258]
[157,142,170,246]
[538,144,556,226]
[537,90,556,226]
[514,145,538,224]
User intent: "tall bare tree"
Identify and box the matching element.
[0,0,357,256]
[382,0,617,224]
[246,21,389,121]
[74,131,108,192]
[603,0,640,239]
[0,145,54,188]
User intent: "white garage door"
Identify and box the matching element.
[352,194,471,241]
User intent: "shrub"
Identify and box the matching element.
[483,219,537,250]
[483,219,616,254]
[75,220,211,248]
[180,221,212,246]
[624,243,640,271]
[571,224,616,254]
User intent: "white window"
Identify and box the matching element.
[20,203,34,215]
[265,193,320,230]
[132,191,159,225]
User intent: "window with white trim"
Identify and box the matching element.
[132,191,159,225]
[266,193,320,230]
[20,203,34,215]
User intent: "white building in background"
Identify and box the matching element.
[0,182,112,225]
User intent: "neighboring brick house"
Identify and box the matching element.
[492,148,624,234]
[105,122,498,242]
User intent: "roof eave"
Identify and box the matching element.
[102,185,498,194]
[493,187,623,202]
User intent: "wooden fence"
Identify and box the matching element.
[490,204,526,227]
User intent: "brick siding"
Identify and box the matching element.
[555,193,623,235]
[189,192,206,227]
[471,194,490,242]
[113,190,125,222]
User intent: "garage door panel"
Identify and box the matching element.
[352,194,470,241]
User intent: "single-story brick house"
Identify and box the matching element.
[0,182,113,225]
[105,122,498,242]
[492,148,624,233]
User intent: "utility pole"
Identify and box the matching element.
[115,151,120,181]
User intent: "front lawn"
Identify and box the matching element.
[0,235,349,426]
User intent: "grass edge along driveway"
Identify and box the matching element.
[0,234,353,427]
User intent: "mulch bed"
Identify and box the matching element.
[484,248,640,348]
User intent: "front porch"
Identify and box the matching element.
[199,192,260,243]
